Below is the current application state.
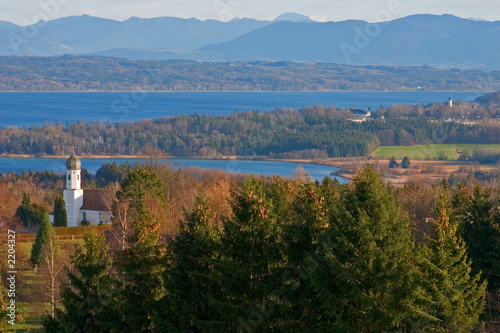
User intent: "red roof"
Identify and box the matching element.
[81,190,112,212]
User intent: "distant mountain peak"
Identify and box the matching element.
[273,12,314,23]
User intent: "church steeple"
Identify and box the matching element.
[66,147,81,170]
[64,148,84,227]
[65,147,81,190]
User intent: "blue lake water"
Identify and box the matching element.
[0,91,478,128]
[0,157,344,182]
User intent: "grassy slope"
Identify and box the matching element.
[13,239,84,332]
[371,144,500,160]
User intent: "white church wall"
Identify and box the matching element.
[81,210,113,225]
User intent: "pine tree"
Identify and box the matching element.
[30,211,56,267]
[413,190,486,332]
[43,227,116,333]
[53,195,67,227]
[307,165,416,332]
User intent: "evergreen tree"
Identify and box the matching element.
[413,190,486,332]
[307,165,415,332]
[389,156,399,168]
[401,156,411,169]
[116,167,166,246]
[208,177,283,331]
[16,192,48,228]
[53,195,67,227]
[30,211,56,267]
[453,185,500,290]
[279,181,333,331]
[43,227,116,333]
[111,168,168,332]
[155,196,220,332]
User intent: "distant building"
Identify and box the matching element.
[51,150,112,227]
[349,108,371,122]
[448,96,453,107]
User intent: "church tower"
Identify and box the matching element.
[63,149,84,227]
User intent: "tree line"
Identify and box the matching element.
[2,104,500,159]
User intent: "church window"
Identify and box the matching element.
[83,212,87,221]
[68,175,71,180]
[77,175,80,180]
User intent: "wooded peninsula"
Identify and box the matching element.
[2,94,500,163]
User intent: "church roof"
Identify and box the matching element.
[81,190,112,212]
[66,153,81,170]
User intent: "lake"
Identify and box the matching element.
[0,157,344,182]
[0,91,478,128]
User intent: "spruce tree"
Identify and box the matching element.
[112,168,167,332]
[280,181,333,331]
[413,190,486,332]
[43,227,116,333]
[155,196,220,332]
[53,195,67,227]
[307,165,415,332]
[453,185,500,290]
[17,192,48,228]
[208,177,283,331]
[30,211,56,267]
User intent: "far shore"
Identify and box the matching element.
[2,153,498,185]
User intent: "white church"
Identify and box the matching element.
[52,151,112,227]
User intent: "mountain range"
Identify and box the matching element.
[1,13,499,69]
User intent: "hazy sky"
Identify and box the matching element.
[2,0,500,25]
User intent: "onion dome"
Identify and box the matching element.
[66,151,81,170]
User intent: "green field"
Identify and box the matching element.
[371,144,500,160]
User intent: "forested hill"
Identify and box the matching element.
[2,103,500,159]
[1,56,499,92]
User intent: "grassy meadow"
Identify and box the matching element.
[371,144,500,160]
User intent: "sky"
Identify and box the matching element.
[1,0,500,26]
